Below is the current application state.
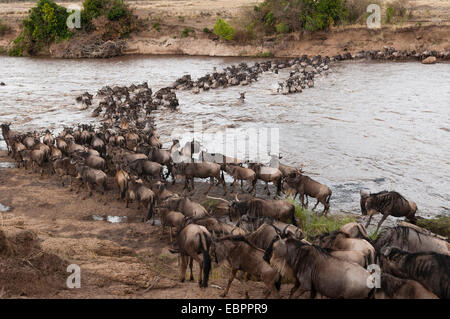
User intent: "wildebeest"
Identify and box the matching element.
[174,161,226,195]
[379,247,450,299]
[312,230,375,265]
[126,179,155,222]
[187,216,246,237]
[76,151,105,170]
[246,220,304,251]
[1,123,16,154]
[159,208,185,242]
[148,146,173,179]
[43,130,54,146]
[264,238,374,299]
[360,190,418,232]
[128,158,163,181]
[339,222,369,240]
[114,168,129,200]
[211,235,281,298]
[285,172,332,215]
[229,196,297,226]
[163,197,209,218]
[374,223,450,256]
[375,273,438,299]
[248,163,282,197]
[175,223,212,287]
[225,164,256,194]
[151,181,178,204]
[75,164,108,197]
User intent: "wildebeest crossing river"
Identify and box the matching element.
[0,56,449,220]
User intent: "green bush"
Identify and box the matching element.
[8,0,72,56]
[251,0,348,34]
[275,22,289,34]
[107,0,127,21]
[181,27,194,38]
[385,6,394,23]
[202,27,211,33]
[213,19,234,41]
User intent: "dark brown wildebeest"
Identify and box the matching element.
[211,235,281,298]
[374,223,449,256]
[360,190,417,232]
[75,164,108,198]
[175,223,212,287]
[148,146,173,179]
[174,162,226,195]
[159,208,185,242]
[285,172,332,215]
[311,230,375,265]
[128,158,163,181]
[53,157,78,188]
[379,247,450,299]
[188,216,246,237]
[75,151,105,171]
[375,273,438,299]
[246,221,304,251]
[162,197,209,218]
[1,123,17,154]
[248,163,282,197]
[228,195,297,226]
[126,179,155,222]
[56,137,68,155]
[264,238,374,299]
[151,181,179,205]
[225,164,256,194]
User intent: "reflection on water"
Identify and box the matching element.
[0,56,449,217]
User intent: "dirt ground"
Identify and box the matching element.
[1,0,450,56]
[0,149,297,299]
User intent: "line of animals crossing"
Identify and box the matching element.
[1,58,448,299]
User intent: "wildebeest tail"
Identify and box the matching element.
[326,191,332,204]
[147,197,154,221]
[199,231,211,287]
[277,178,282,194]
[275,273,282,291]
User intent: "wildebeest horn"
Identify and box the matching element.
[360,190,370,198]
[381,247,392,257]
[235,194,240,202]
[206,195,229,204]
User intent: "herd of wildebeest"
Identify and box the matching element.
[1,58,449,299]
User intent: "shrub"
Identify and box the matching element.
[251,0,348,34]
[213,19,234,41]
[202,27,211,33]
[388,0,414,18]
[385,6,394,23]
[181,27,194,38]
[275,22,289,34]
[152,22,160,31]
[107,0,128,21]
[9,0,72,56]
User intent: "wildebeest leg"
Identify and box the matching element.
[221,269,237,297]
[312,198,319,211]
[365,209,378,228]
[231,177,236,193]
[205,177,214,195]
[266,182,271,196]
[189,257,194,281]
[180,255,189,282]
[289,280,300,299]
[375,213,389,233]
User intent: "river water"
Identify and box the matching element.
[0,56,449,218]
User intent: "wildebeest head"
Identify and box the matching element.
[360,190,370,215]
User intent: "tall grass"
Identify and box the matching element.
[292,201,356,240]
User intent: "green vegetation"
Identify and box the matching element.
[8,0,73,56]
[152,22,161,31]
[9,0,139,56]
[385,6,394,23]
[256,51,274,58]
[213,19,234,41]
[181,27,195,38]
[417,216,450,238]
[202,27,211,34]
[178,15,185,22]
[293,202,356,240]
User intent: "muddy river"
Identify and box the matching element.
[0,56,449,218]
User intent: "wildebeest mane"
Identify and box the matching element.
[312,230,349,247]
[215,234,262,251]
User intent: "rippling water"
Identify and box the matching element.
[0,56,449,218]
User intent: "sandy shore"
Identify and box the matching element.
[1,0,449,57]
